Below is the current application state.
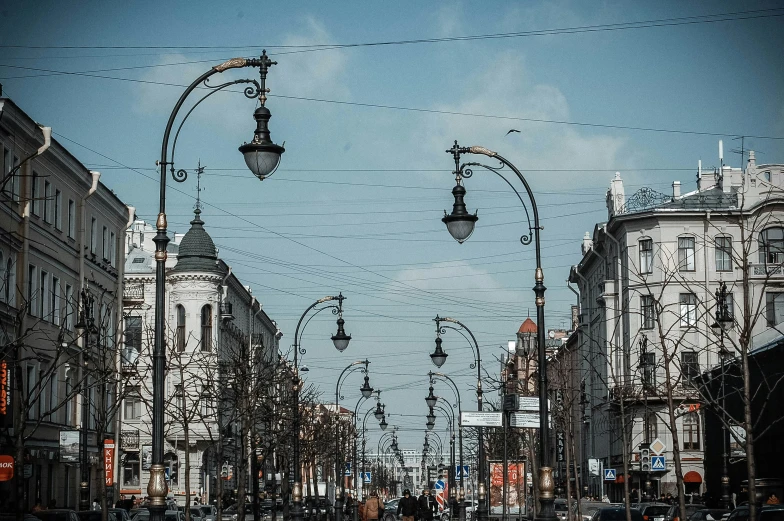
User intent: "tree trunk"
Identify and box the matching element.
[661,356,686,521]
[617,397,631,521]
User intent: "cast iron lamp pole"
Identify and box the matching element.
[334,360,372,521]
[711,282,733,510]
[291,295,351,521]
[152,51,285,521]
[428,372,464,521]
[352,392,380,521]
[430,315,485,521]
[75,287,98,512]
[441,142,553,521]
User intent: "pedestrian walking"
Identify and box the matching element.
[398,489,418,521]
[417,489,437,521]
[365,491,383,521]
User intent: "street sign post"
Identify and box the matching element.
[362,472,371,484]
[455,465,470,480]
[604,469,616,481]
[345,462,352,476]
[509,412,539,428]
[460,411,503,427]
[651,456,666,471]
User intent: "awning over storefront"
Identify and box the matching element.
[684,471,702,483]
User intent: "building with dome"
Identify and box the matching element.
[119,208,282,505]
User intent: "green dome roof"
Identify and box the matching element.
[171,209,222,274]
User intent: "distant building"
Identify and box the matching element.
[568,151,784,500]
[119,207,281,504]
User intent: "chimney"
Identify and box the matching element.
[672,181,681,199]
[748,150,756,171]
[581,231,593,255]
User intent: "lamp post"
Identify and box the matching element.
[430,315,485,521]
[440,142,553,521]
[335,360,372,521]
[431,403,456,518]
[291,294,350,521]
[151,51,285,521]
[75,287,99,512]
[711,281,733,510]
[638,335,652,502]
[361,399,386,502]
[428,372,464,521]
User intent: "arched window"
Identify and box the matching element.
[175,305,186,352]
[200,305,212,352]
[759,227,784,265]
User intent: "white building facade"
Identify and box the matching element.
[120,209,281,505]
[569,151,784,500]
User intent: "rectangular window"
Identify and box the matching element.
[110,232,116,265]
[124,386,142,420]
[40,270,48,318]
[102,226,109,260]
[201,386,214,416]
[52,276,60,325]
[680,293,697,327]
[641,295,655,329]
[54,190,62,230]
[28,264,36,316]
[26,364,37,420]
[716,236,732,271]
[678,237,696,271]
[765,292,784,326]
[90,218,97,254]
[639,239,653,274]
[123,317,142,366]
[44,180,52,223]
[681,351,699,387]
[174,384,184,412]
[65,284,74,330]
[642,352,656,390]
[31,172,40,216]
[68,200,76,238]
[682,413,701,450]
[12,155,19,201]
[646,411,658,441]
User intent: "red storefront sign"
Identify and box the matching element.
[0,455,14,482]
[104,440,115,486]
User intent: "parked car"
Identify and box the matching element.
[666,504,706,521]
[110,509,132,521]
[32,510,82,521]
[1,515,39,521]
[589,507,644,521]
[548,499,567,520]
[689,509,731,521]
[383,498,402,521]
[224,504,256,521]
[198,506,216,521]
[77,512,117,521]
[574,501,611,521]
[726,504,784,521]
[639,503,672,521]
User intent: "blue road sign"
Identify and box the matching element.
[455,465,470,480]
[651,456,666,471]
[604,469,616,481]
[434,479,445,491]
[362,472,372,484]
[345,462,352,476]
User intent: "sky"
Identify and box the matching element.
[2,1,783,453]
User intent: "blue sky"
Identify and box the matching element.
[2,1,783,450]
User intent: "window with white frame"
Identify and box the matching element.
[759,227,784,265]
[200,305,212,352]
[90,218,97,254]
[102,226,109,260]
[715,236,732,272]
[31,172,40,216]
[67,200,76,239]
[682,412,701,450]
[680,293,697,327]
[681,351,699,387]
[39,270,48,318]
[54,189,62,230]
[52,276,60,325]
[44,180,52,223]
[176,305,186,352]
[639,239,653,274]
[641,295,655,329]
[110,232,116,265]
[28,264,36,316]
[678,237,696,271]
[765,292,784,327]
[124,386,142,420]
[65,284,74,330]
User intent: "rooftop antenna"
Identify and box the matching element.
[194,160,205,213]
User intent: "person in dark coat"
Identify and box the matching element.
[417,489,437,521]
[398,489,418,521]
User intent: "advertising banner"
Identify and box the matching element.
[489,462,526,516]
[60,430,80,463]
[142,445,152,471]
[0,359,12,428]
[104,440,115,486]
[0,455,13,482]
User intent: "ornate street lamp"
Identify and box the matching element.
[151,51,285,521]
[427,410,437,425]
[75,287,98,512]
[431,336,448,368]
[361,375,374,399]
[425,386,438,409]
[379,416,388,431]
[374,402,385,421]
[439,142,552,521]
[712,281,734,510]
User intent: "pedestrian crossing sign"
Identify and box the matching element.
[362,472,372,484]
[651,456,666,471]
[604,469,616,481]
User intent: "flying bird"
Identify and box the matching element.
[506,129,521,136]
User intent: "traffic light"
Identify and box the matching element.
[640,443,651,472]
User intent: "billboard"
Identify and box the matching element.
[60,430,80,463]
[489,462,526,516]
[0,359,12,428]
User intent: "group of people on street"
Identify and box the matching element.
[397,489,438,521]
